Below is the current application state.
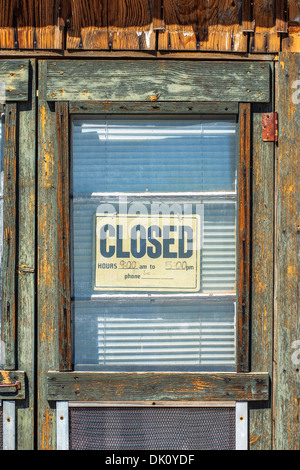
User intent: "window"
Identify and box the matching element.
[71,115,238,372]
[44,60,270,451]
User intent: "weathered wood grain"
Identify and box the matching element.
[56,102,71,371]
[0,0,299,52]
[0,371,26,400]
[282,0,300,52]
[153,0,164,31]
[108,0,155,51]
[66,0,156,50]
[37,60,59,450]
[242,0,255,33]
[249,68,275,449]
[33,1,65,50]
[276,0,288,33]
[47,371,270,402]
[251,0,281,53]
[158,0,206,51]
[274,52,300,450]
[14,0,35,49]
[69,100,239,115]
[1,103,17,370]
[46,60,270,102]
[237,103,251,374]
[203,0,248,52]
[159,0,247,52]
[0,60,29,101]
[66,0,108,50]
[0,0,64,50]
[0,0,16,49]
[16,59,36,449]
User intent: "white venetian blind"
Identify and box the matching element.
[72,116,237,371]
[74,301,235,372]
[72,117,237,194]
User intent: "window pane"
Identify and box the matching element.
[72,117,237,194]
[73,300,236,372]
[72,116,238,372]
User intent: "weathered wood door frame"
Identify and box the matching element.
[34,58,275,450]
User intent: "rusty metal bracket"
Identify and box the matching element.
[262,112,278,142]
[0,381,21,391]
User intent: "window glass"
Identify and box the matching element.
[72,116,237,372]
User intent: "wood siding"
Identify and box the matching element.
[45,60,270,102]
[47,371,270,402]
[0,0,298,453]
[0,1,298,53]
[275,52,300,450]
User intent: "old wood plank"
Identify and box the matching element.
[66,0,156,51]
[153,0,164,31]
[1,103,17,370]
[66,0,108,50]
[0,371,26,400]
[108,0,155,51]
[274,52,300,450]
[203,0,248,52]
[33,1,65,50]
[56,102,71,371]
[69,101,239,115]
[46,60,270,102]
[16,59,36,449]
[0,1,64,50]
[251,0,281,53]
[237,103,251,374]
[159,0,247,52]
[0,0,16,49]
[249,67,275,450]
[47,372,270,402]
[15,0,35,49]
[0,50,275,60]
[0,60,29,101]
[158,0,206,51]
[282,1,300,52]
[242,0,255,32]
[37,60,59,450]
[276,0,288,33]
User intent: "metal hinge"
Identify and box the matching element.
[262,112,278,142]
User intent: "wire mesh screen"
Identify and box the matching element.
[69,406,236,450]
[0,405,3,450]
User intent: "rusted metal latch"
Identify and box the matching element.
[0,381,21,390]
[262,112,278,142]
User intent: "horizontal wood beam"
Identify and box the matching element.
[69,101,239,115]
[46,60,270,103]
[47,371,270,402]
[0,60,29,101]
[0,50,276,60]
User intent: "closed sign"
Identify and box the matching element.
[94,213,201,291]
